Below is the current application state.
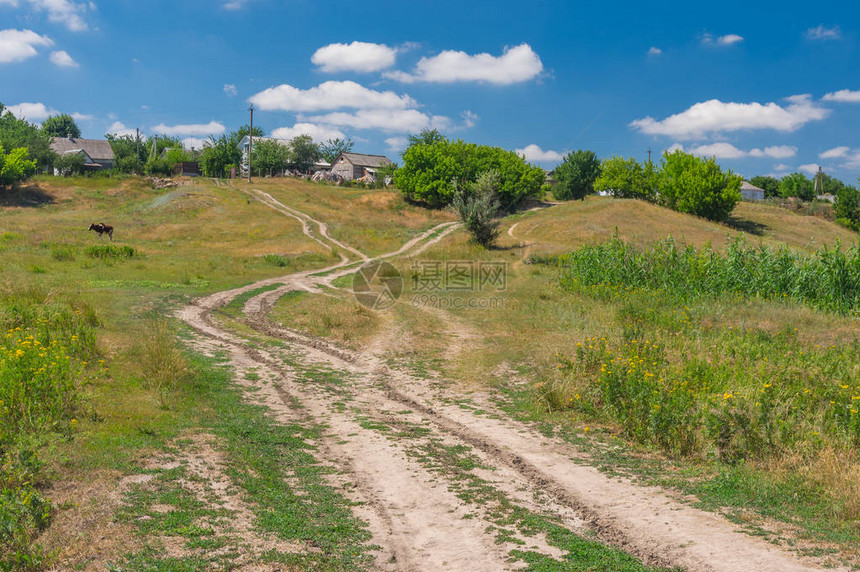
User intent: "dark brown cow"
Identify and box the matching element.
[88,223,114,240]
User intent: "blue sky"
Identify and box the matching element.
[2,0,858,183]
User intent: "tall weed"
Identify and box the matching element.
[558,235,860,315]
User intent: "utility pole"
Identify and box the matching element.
[647,148,652,164]
[135,128,140,172]
[248,104,254,183]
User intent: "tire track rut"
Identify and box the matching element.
[179,187,837,572]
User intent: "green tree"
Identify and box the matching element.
[778,172,814,201]
[236,124,264,140]
[53,152,86,176]
[658,150,742,222]
[451,170,502,247]
[319,137,354,163]
[0,143,38,187]
[144,157,172,176]
[252,139,290,175]
[289,134,321,172]
[42,114,81,138]
[163,148,191,167]
[199,133,241,178]
[749,175,780,198]
[106,133,146,173]
[834,184,860,230]
[0,103,55,169]
[395,138,544,208]
[593,156,656,200]
[407,128,446,149]
[552,150,601,200]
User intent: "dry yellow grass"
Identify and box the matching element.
[498,197,856,257]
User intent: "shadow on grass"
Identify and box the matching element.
[0,184,55,208]
[723,215,769,236]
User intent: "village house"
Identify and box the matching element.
[50,136,115,172]
[330,152,392,181]
[740,180,765,201]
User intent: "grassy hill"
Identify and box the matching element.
[1,177,858,569]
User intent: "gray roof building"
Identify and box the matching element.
[740,180,765,201]
[50,137,115,168]
[331,152,392,181]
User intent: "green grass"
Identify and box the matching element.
[107,343,375,571]
[555,234,860,315]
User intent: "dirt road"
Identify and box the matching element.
[178,189,838,571]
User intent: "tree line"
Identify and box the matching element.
[0,101,358,186]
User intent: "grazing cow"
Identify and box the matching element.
[88,223,114,240]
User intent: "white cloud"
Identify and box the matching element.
[0,0,20,5]
[0,28,53,63]
[152,121,226,137]
[305,109,450,133]
[385,136,407,153]
[718,34,744,45]
[27,0,94,32]
[748,145,798,159]
[106,121,136,137]
[819,146,849,159]
[816,147,860,169]
[688,142,747,159]
[459,110,478,129]
[223,83,237,97]
[702,33,744,46]
[222,0,247,9]
[6,101,56,121]
[181,137,207,150]
[249,80,416,112]
[806,24,841,40]
[666,143,685,153]
[822,89,860,102]
[385,43,543,85]
[71,111,92,121]
[312,41,397,73]
[841,150,860,169]
[673,142,798,160]
[515,144,565,163]
[647,47,662,56]
[630,95,829,139]
[773,164,791,172]
[270,123,346,143]
[798,163,820,175]
[49,49,77,67]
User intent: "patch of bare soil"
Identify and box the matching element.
[174,191,846,571]
[40,470,142,571]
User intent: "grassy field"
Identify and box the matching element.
[272,195,860,567]
[2,177,859,568]
[0,175,451,569]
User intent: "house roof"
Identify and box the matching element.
[338,152,392,168]
[740,180,764,192]
[51,137,115,161]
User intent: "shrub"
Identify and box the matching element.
[551,150,601,201]
[593,156,656,200]
[0,144,38,188]
[264,254,291,267]
[144,158,171,176]
[451,170,502,248]
[137,319,189,408]
[85,244,136,259]
[658,150,742,221]
[395,136,544,208]
[0,288,98,568]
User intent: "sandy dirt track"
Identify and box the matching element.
[176,188,841,572]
